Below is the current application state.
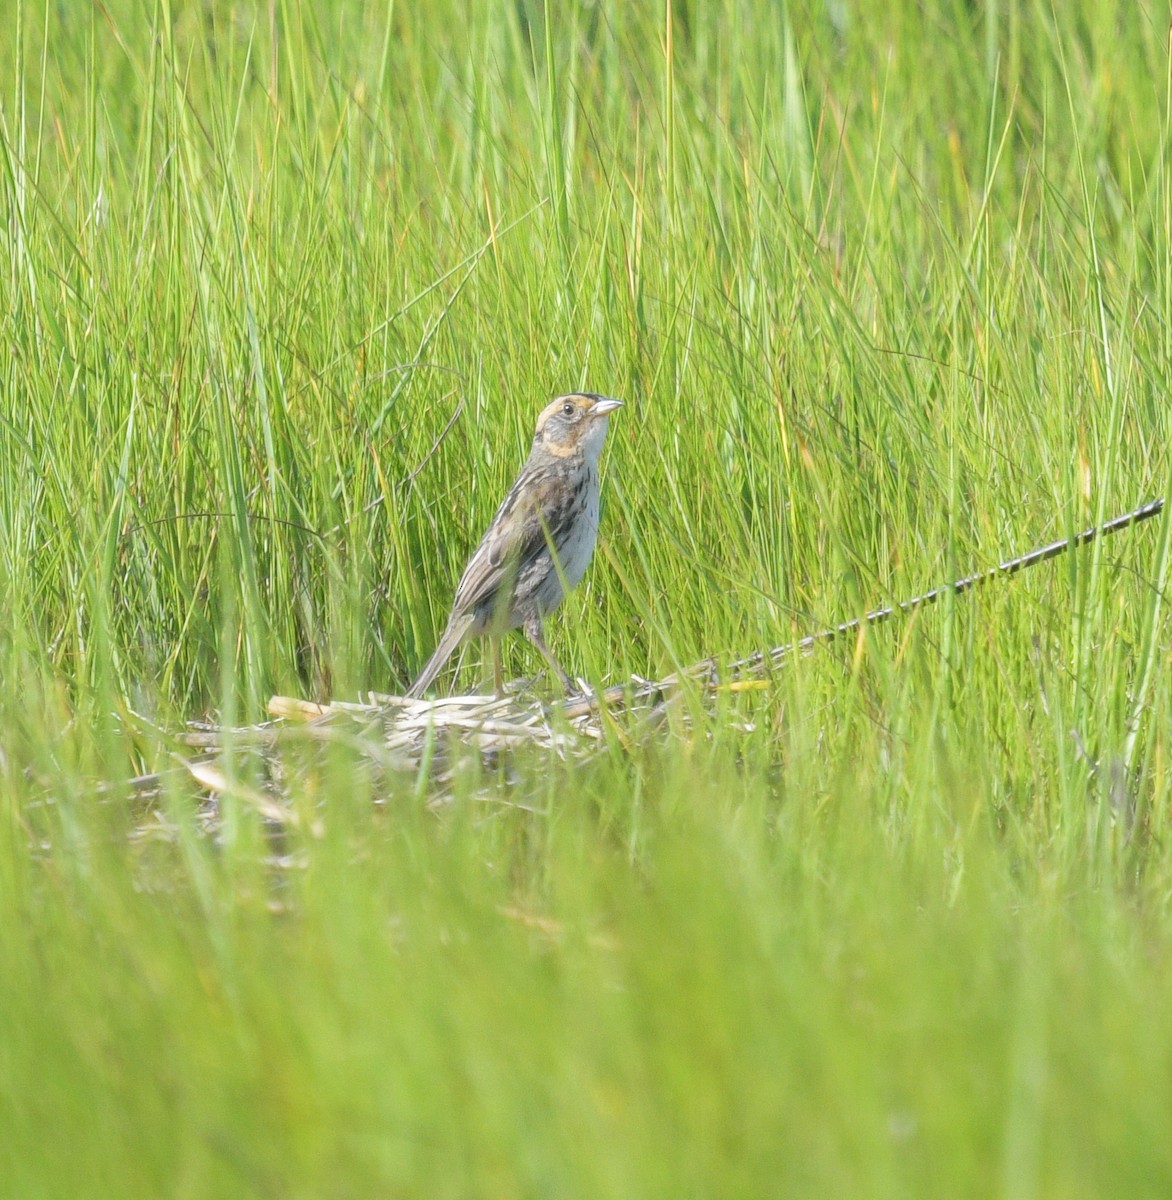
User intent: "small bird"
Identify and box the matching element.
[407,392,623,698]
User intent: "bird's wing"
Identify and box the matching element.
[452,464,579,618]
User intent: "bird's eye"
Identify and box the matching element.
[562,402,576,417]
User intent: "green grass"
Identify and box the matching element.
[3,0,1172,1194]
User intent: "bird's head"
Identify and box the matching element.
[534,392,623,460]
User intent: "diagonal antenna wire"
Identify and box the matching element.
[564,497,1166,717]
[730,496,1166,675]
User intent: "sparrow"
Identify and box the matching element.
[407,392,623,697]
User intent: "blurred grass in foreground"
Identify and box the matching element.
[2,0,1172,1195]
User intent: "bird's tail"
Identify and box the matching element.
[406,615,473,698]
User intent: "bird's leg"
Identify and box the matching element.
[523,615,575,694]
[491,635,504,696]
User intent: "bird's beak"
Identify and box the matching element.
[590,397,624,416]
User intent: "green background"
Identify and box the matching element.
[2,1,1171,1196]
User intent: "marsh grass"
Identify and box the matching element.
[3,0,1172,1195]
